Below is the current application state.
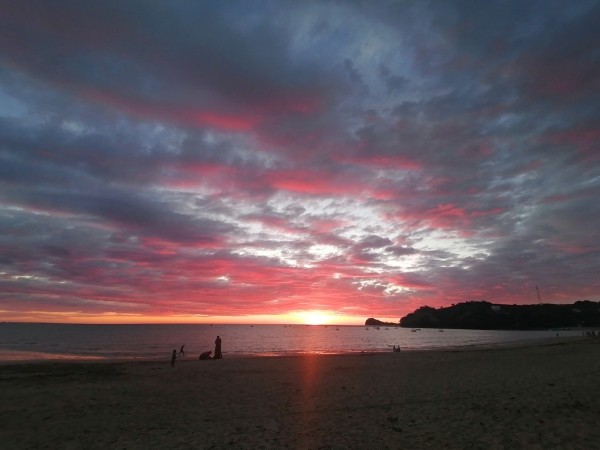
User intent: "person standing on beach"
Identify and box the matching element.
[179,345,185,357]
[171,349,177,367]
[214,336,222,359]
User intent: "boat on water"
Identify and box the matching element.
[439,329,444,332]
[385,328,389,330]
[375,326,380,330]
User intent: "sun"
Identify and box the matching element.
[294,311,332,325]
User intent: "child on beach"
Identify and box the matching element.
[171,349,177,367]
[199,351,212,360]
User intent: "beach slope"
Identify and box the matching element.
[1,339,599,449]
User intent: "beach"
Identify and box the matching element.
[1,338,599,449]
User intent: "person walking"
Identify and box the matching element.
[179,345,185,357]
[214,335,222,359]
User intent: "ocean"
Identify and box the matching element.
[0,323,585,360]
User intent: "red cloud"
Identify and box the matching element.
[264,169,363,196]
[390,204,506,230]
[545,125,600,161]
[336,154,421,170]
[82,89,261,131]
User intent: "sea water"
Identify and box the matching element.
[0,323,584,360]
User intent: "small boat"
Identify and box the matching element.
[375,326,380,330]
[439,329,444,332]
[411,329,417,332]
[366,327,369,330]
[336,328,339,331]
[385,328,389,330]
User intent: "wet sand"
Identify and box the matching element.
[1,338,599,449]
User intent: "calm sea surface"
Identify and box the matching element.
[0,323,585,360]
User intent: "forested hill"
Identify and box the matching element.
[399,301,600,330]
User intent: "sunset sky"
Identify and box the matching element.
[0,1,599,324]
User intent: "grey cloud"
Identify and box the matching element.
[0,0,323,116]
[354,235,393,250]
[385,246,417,256]
[379,64,409,94]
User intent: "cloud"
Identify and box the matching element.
[0,0,599,321]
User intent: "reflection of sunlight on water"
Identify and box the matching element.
[0,323,587,360]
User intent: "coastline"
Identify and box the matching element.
[0,335,584,364]
[0,335,587,364]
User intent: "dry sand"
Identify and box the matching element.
[1,338,599,449]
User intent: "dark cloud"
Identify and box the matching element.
[378,64,409,94]
[354,235,393,250]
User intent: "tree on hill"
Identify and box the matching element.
[398,301,600,330]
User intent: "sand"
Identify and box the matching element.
[1,338,599,449]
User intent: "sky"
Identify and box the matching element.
[0,0,599,324]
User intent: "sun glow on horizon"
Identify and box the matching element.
[0,310,371,326]
[293,311,333,325]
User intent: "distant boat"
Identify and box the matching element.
[439,329,444,332]
[366,327,369,330]
[385,328,389,330]
[250,325,254,327]
[375,326,380,330]
[336,328,339,331]
[411,329,417,332]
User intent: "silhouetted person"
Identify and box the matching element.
[179,345,185,357]
[214,335,222,359]
[199,350,212,360]
[171,349,177,367]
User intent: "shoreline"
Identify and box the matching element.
[0,335,587,364]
